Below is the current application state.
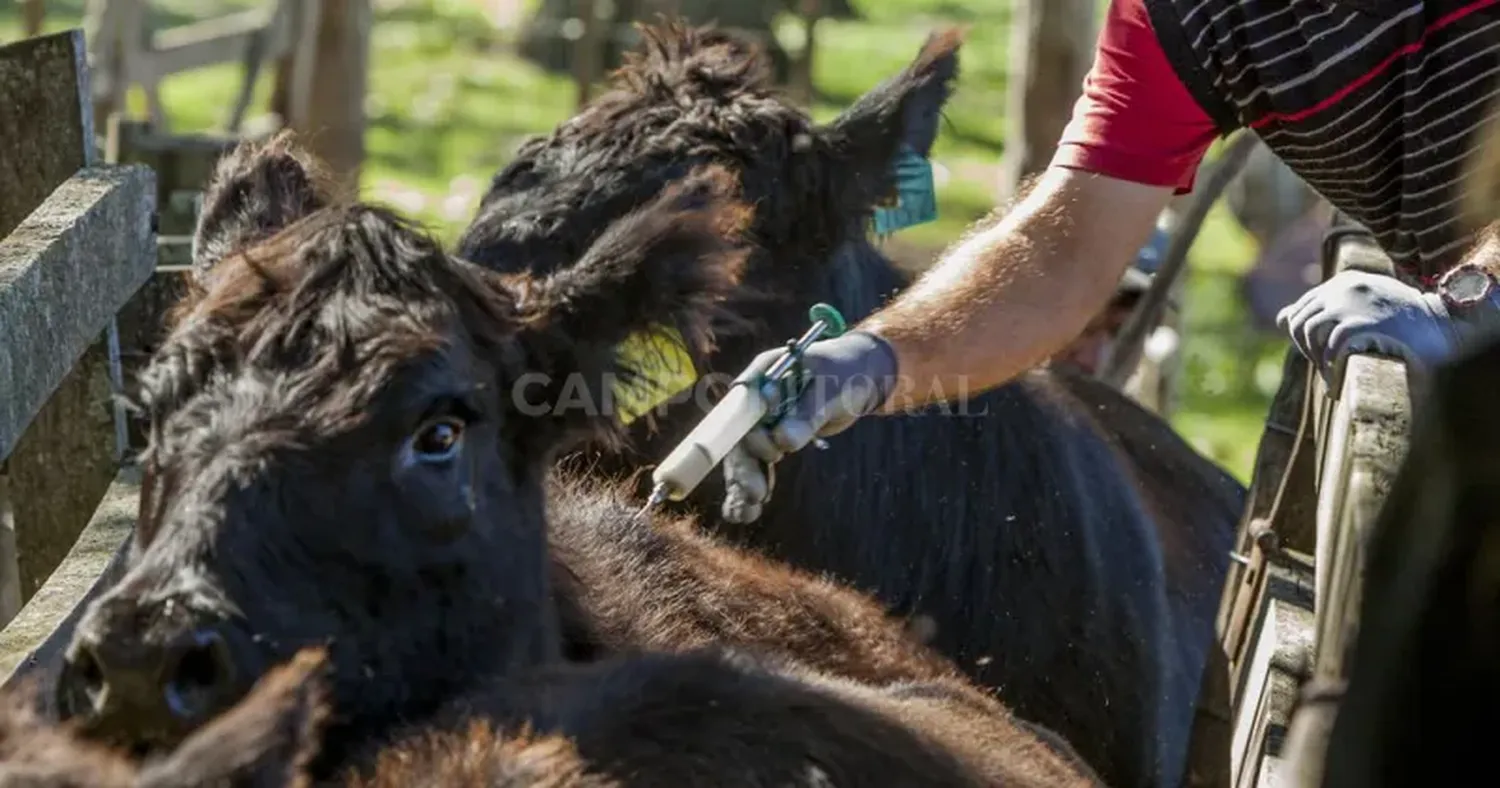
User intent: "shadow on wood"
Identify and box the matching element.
[1318,333,1500,786]
[0,31,153,626]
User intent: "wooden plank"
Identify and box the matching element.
[0,168,154,607]
[0,30,94,236]
[22,0,45,37]
[274,0,323,131]
[0,28,115,625]
[1228,551,1315,788]
[146,8,293,81]
[1312,354,1410,679]
[997,0,1096,200]
[573,0,604,108]
[82,0,126,124]
[289,0,368,189]
[0,466,137,713]
[1247,225,1409,786]
[0,167,157,461]
[1309,226,1408,673]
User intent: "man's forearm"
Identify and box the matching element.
[859,167,1174,412]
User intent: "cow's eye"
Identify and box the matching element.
[410,417,465,463]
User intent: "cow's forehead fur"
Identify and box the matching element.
[553,23,807,154]
[464,22,962,296]
[460,25,821,272]
[135,205,516,469]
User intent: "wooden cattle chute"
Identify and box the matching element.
[0,31,156,703]
[84,0,368,191]
[82,0,322,135]
[1191,224,1414,787]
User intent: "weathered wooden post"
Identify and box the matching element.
[304,0,368,190]
[0,29,155,661]
[573,0,604,109]
[0,31,156,704]
[22,0,45,37]
[996,0,1097,201]
[790,0,821,106]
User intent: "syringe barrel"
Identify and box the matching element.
[650,384,768,500]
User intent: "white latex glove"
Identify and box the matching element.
[720,331,898,524]
[1276,270,1463,386]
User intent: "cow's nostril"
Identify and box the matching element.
[56,643,108,721]
[163,629,234,721]
[74,646,104,696]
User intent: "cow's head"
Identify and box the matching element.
[54,133,748,758]
[458,22,962,350]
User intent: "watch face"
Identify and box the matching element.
[1449,268,1492,302]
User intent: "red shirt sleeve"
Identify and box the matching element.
[1050,0,1221,193]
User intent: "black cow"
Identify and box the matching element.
[455,20,1246,787]
[49,134,1099,787]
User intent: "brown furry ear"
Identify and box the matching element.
[813,28,963,216]
[135,648,332,788]
[192,131,339,283]
[356,723,618,788]
[0,676,138,787]
[498,164,753,449]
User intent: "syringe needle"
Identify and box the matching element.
[634,482,671,523]
[646,482,669,509]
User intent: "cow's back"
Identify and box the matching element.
[703,370,1193,787]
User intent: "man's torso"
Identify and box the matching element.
[1148,0,1500,285]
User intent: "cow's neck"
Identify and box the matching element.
[818,237,913,322]
[315,510,561,779]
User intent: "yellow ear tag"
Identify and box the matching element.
[612,326,698,426]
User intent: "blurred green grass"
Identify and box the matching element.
[1,0,1287,481]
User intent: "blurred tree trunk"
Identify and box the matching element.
[789,0,819,105]
[22,0,45,37]
[997,0,1097,203]
[275,0,371,192]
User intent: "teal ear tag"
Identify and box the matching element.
[871,145,938,236]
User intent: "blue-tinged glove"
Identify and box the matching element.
[1275,270,1461,385]
[720,331,899,525]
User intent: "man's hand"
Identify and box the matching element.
[1276,270,1460,384]
[720,331,898,524]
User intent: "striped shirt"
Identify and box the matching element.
[1053,0,1500,287]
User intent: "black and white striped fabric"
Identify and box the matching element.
[1147,0,1500,287]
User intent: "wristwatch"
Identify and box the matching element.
[1437,262,1499,315]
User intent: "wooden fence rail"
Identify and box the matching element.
[1198,223,1414,788]
[0,29,156,700]
[1272,233,1413,787]
[83,0,322,135]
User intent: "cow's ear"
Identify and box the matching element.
[192,131,337,283]
[500,165,753,452]
[809,28,962,220]
[0,676,140,786]
[135,648,330,788]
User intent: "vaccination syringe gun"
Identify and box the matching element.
[639,303,849,515]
